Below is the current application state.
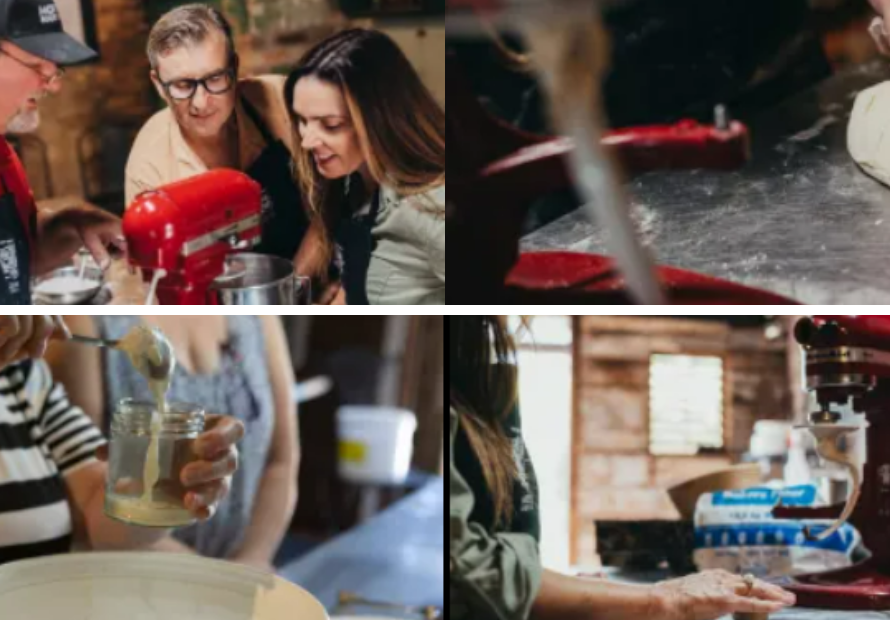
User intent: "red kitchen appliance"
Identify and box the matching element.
[448,9,797,304]
[771,316,890,610]
[123,169,263,305]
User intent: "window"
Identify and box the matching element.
[509,316,573,572]
[649,354,725,456]
[509,315,573,348]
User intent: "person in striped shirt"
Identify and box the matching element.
[0,315,244,565]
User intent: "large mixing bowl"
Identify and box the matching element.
[210,253,311,305]
[0,552,329,620]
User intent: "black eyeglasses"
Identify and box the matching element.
[157,67,235,101]
[0,47,64,87]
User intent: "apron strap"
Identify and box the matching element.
[370,186,382,221]
[240,95,277,147]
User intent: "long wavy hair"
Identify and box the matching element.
[450,316,520,528]
[284,29,445,269]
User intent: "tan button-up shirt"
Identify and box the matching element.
[125,75,295,206]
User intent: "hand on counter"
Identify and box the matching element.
[650,570,795,620]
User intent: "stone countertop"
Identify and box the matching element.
[521,59,890,304]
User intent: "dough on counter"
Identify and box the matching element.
[848,81,890,187]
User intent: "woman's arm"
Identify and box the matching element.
[531,570,652,620]
[294,219,328,277]
[295,220,343,304]
[228,316,300,571]
[532,569,795,620]
[450,405,793,620]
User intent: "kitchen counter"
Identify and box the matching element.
[522,59,890,304]
[762,611,890,619]
[605,568,890,619]
[279,478,444,616]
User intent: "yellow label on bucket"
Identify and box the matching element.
[339,440,367,463]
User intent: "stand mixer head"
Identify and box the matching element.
[123,169,263,305]
[771,315,890,610]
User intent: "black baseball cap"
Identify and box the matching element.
[0,0,96,66]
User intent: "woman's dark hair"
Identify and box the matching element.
[284,29,445,268]
[450,316,519,528]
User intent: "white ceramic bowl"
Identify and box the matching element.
[32,265,104,304]
[0,552,329,620]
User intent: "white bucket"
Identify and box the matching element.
[336,406,417,485]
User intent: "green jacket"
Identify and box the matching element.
[449,405,543,620]
[368,184,445,305]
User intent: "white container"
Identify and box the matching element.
[337,406,417,485]
[750,420,792,459]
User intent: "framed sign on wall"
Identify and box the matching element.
[56,0,100,60]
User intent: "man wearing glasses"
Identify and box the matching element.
[126,4,311,270]
[0,0,125,304]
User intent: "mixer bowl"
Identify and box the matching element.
[32,265,104,305]
[210,253,310,305]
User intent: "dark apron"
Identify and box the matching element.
[336,187,381,305]
[0,174,32,305]
[240,97,308,261]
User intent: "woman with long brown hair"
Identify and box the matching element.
[285,29,444,305]
[449,316,796,620]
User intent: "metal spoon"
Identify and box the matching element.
[65,334,121,349]
[51,316,119,349]
[61,324,174,382]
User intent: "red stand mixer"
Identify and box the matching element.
[122,169,263,305]
[772,315,890,610]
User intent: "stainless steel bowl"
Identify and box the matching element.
[210,253,311,305]
[32,265,104,305]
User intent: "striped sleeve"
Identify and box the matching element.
[29,361,106,476]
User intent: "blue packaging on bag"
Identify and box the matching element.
[693,484,860,578]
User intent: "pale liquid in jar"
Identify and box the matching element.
[105,325,194,527]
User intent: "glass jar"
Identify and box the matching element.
[104,399,205,528]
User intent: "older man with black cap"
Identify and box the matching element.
[0,0,124,304]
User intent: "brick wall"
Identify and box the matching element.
[573,316,794,567]
[25,0,153,201]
